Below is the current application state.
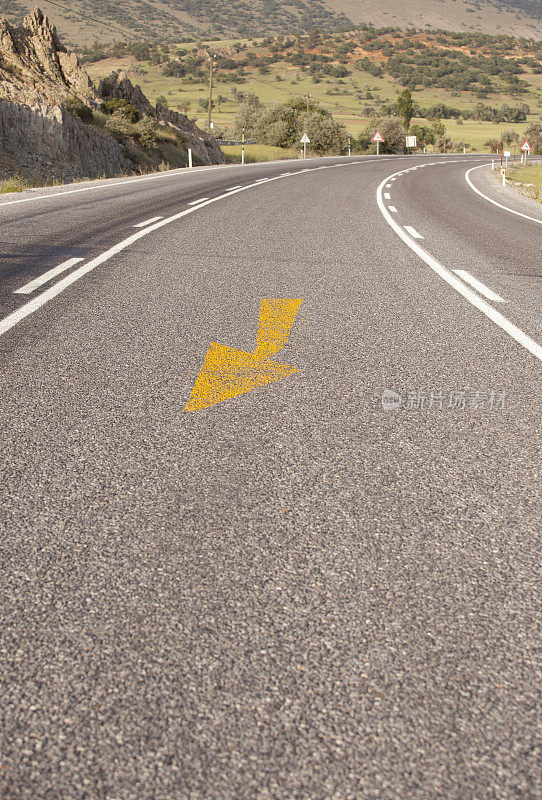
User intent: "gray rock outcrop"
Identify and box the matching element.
[0,98,131,181]
[98,71,225,166]
[0,8,224,183]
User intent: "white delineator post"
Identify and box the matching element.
[188,148,192,168]
[242,129,245,165]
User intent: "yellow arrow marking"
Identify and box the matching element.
[184,299,302,412]
[254,298,303,358]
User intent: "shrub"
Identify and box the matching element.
[64,98,94,124]
[101,100,140,123]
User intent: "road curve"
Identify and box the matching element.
[0,154,540,800]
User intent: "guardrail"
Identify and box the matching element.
[217,140,257,146]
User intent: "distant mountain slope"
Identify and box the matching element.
[1,0,540,45]
[327,0,541,38]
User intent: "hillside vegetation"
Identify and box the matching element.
[84,26,542,152]
[1,0,540,46]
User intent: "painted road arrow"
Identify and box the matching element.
[184,299,302,412]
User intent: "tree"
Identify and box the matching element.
[233,96,263,137]
[216,95,228,111]
[252,98,346,154]
[431,118,445,137]
[501,130,519,146]
[523,123,542,155]
[357,117,404,154]
[397,88,413,130]
[484,138,500,153]
[304,112,347,155]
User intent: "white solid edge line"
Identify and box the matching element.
[404,225,424,239]
[465,164,542,225]
[1,158,430,337]
[376,168,542,363]
[228,185,242,191]
[0,167,336,337]
[188,198,209,205]
[14,257,84,295]
[453,270,506,303]
[133,216,163,228]
[0,155,414,210]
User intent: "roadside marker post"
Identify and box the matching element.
[348,136,351,157]
[188,148,192,168]
[300,132,310,159]
[242,129,245,165]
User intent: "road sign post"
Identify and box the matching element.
[300,132,310,159]
[372,130,384,156]
[520,140,531,166]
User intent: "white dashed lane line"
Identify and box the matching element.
[388,206,398,213]
[14,257,84,295]
[454,270,506,303]
[227,185,243,191]
[384,192,391,199]
[188,198,210,205]
[377,165,542,363]
[404,225,424,239]
[133,216,163,228]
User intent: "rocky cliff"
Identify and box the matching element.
[0,8,94,106]
[0,8,224,184]
[97,72,224,168]
[0,99,131,182]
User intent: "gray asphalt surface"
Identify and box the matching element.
[0,155,540,800]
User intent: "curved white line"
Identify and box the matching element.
[0,160,397,337]
[465,164,542,225]
[376,166,542,363]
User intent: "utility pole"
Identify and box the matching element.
[207,57,214,134]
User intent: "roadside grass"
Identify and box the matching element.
[221,144,299,163]
[506,163,542,202]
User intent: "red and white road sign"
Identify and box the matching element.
[520,140,531,152]
[372,131,384,143]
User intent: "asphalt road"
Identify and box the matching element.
[0,154,540,800]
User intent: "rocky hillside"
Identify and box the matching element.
[0,8,224,184]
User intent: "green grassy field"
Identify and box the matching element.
[506,163,542,202]
[221,144,300,163]
[86,50,541,153]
